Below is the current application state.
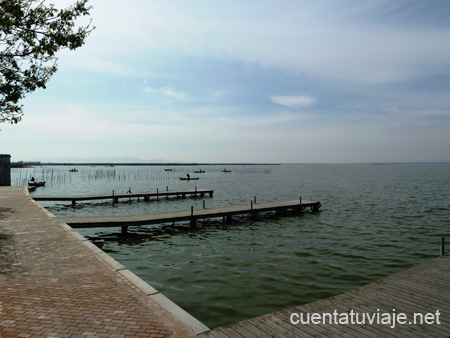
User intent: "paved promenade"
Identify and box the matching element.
[0,187,207,338]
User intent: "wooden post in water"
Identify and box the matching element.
[121,225,128,235]
[441,237,446,256]
[157,188,159,201]
[190,206,196,227]
[203,200,206,209]
[254,196,256,204]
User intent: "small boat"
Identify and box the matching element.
[69,168,78,172]
[222,169,231,173]
[180,177,199,180]
[28,181,46,187]
[193,170,205,173]
[165,168,173,171]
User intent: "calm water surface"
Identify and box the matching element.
[15,164,450,328]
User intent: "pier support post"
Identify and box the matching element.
[71,200,76,207]
[190,206,196,227]
[121,225,128,235]
[441,237,446,256]
[226,215,232,225]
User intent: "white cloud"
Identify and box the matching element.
[145,86,188,100]
[72,1,449,84]
[270,95,315,108]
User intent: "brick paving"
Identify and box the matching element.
[0,187,197,338]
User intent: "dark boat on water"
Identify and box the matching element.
[193,170,205,173]
[222,169,231,173]
[165,169,173,171]
[28,181,46,187]
[180,177,199,181]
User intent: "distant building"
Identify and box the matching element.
[0,154,11,186]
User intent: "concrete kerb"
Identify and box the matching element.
[151,293,211,335]
[27,188,210,335]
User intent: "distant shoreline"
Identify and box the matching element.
[11,162,449,167]
[15,162,283,167]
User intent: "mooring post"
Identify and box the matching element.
[254,196,256,204]
[166,186,168,191]
[203,200,206,209]
[112,190,115,204]
[157,188,159,200]
[441,237,446,256]
[71,200,76,207]
[190,206,196,227]
[121,225,128,235]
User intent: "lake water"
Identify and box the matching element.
[14,163,450,328]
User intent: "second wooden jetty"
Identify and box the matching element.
[32,188,214,206]
[58,199,321,233]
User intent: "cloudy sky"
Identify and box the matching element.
[2,0,450,163]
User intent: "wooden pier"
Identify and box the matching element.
[199,255,450,338]
[58,199,321,232]
[32,188,213,206]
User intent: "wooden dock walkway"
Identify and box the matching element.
[32,188,214,206]
[58,199,321,231]
[199,255,450,338]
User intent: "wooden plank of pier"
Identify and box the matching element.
[58,199,321,229]
[199,255,450,338]
[32,188,214,205]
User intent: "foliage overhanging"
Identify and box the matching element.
[0,0,93,123]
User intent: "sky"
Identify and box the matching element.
[1,0,450,163]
